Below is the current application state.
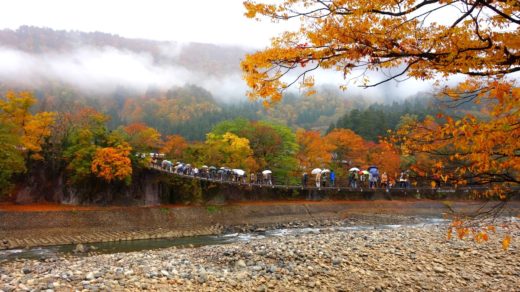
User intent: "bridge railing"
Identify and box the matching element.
[149,163,507,193]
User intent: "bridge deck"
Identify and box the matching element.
[150,165,498,193]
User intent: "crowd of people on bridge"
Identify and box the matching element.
[151,153,412,189]
[153,157,273,185]
[300,167,410,189]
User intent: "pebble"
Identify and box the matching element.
[235,259,247,269]
[434,266,446,273]
[0,218,517,291]
[85,272,95,280]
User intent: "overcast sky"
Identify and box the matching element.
[0,0,288,48]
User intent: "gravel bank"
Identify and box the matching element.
[1,219,519,291]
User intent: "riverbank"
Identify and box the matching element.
[1,219,518,291]
[1,200,519,250]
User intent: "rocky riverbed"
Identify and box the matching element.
[1,219,519,292]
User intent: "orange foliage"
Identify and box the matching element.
[296,129,336,169]
[366,141,401,178]
[161,135,189,159]
[324,128,367,166]
[242,0,519,105]
[123,123,161,152]
[91,143,132,183]
[393,81,519,196]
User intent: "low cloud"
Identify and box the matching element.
[0,45,471,104]
[0,45,247,100]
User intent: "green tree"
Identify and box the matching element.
[0,122,25,195]
[211,118,299,180]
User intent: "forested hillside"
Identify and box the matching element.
[0,26,245,76]
[0,26,439,141]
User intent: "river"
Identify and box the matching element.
[0,217,449,262]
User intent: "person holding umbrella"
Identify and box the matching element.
[262,170,272,185]
[321,169,330,187]
[311,168,322,188]
[315,171,321,188]
[348,167,359,188]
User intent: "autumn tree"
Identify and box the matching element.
[393,82,519,196]
[63,108,135,187]
[242,0,518,104]
[296,129,336,170]
[0,91,55,160]
[205,132,257,171]
[211,118,299,177]
[0,91,55,195]
[325,128,367,166]
[161,134,189,160]
[366,140,402,181]
[91,142,133,184]
[121,123,161,153]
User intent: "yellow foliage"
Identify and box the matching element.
[242,1,519,105]
[0,91,55,160]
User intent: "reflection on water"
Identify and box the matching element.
[0,217,450,262]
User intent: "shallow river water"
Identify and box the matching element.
[0,217,450,262]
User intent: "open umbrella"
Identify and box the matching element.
[349,167,360,172]
[368,165,378,171]
[262,170,272,175]
[311,168,322,175]
[208,166,217,170]
[220,166,228,170]
[233,169,245,176]
[362,170,369,175]
[321,169,330,174]
[201,165,208,169]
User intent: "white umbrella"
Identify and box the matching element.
[349,167,360,172]
[321,169,330,174]
[311,168,322,175]
[262,170,272,175]
[233,169,245,176]
[201,165,208,168]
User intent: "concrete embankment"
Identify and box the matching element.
[1,200,518,249]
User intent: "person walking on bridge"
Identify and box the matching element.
[381,172,388,189]
[302,172,308,187]
[330,170,335,187]
[315,172,321,188]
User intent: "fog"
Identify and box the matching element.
[0,45,251,101]
[0,44,467,103]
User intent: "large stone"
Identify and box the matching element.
[73,244,88,253]
[85,272,95,280]
[236,260,247,269]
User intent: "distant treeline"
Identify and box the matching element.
[8,83,434,141]
[328,97,438,141]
